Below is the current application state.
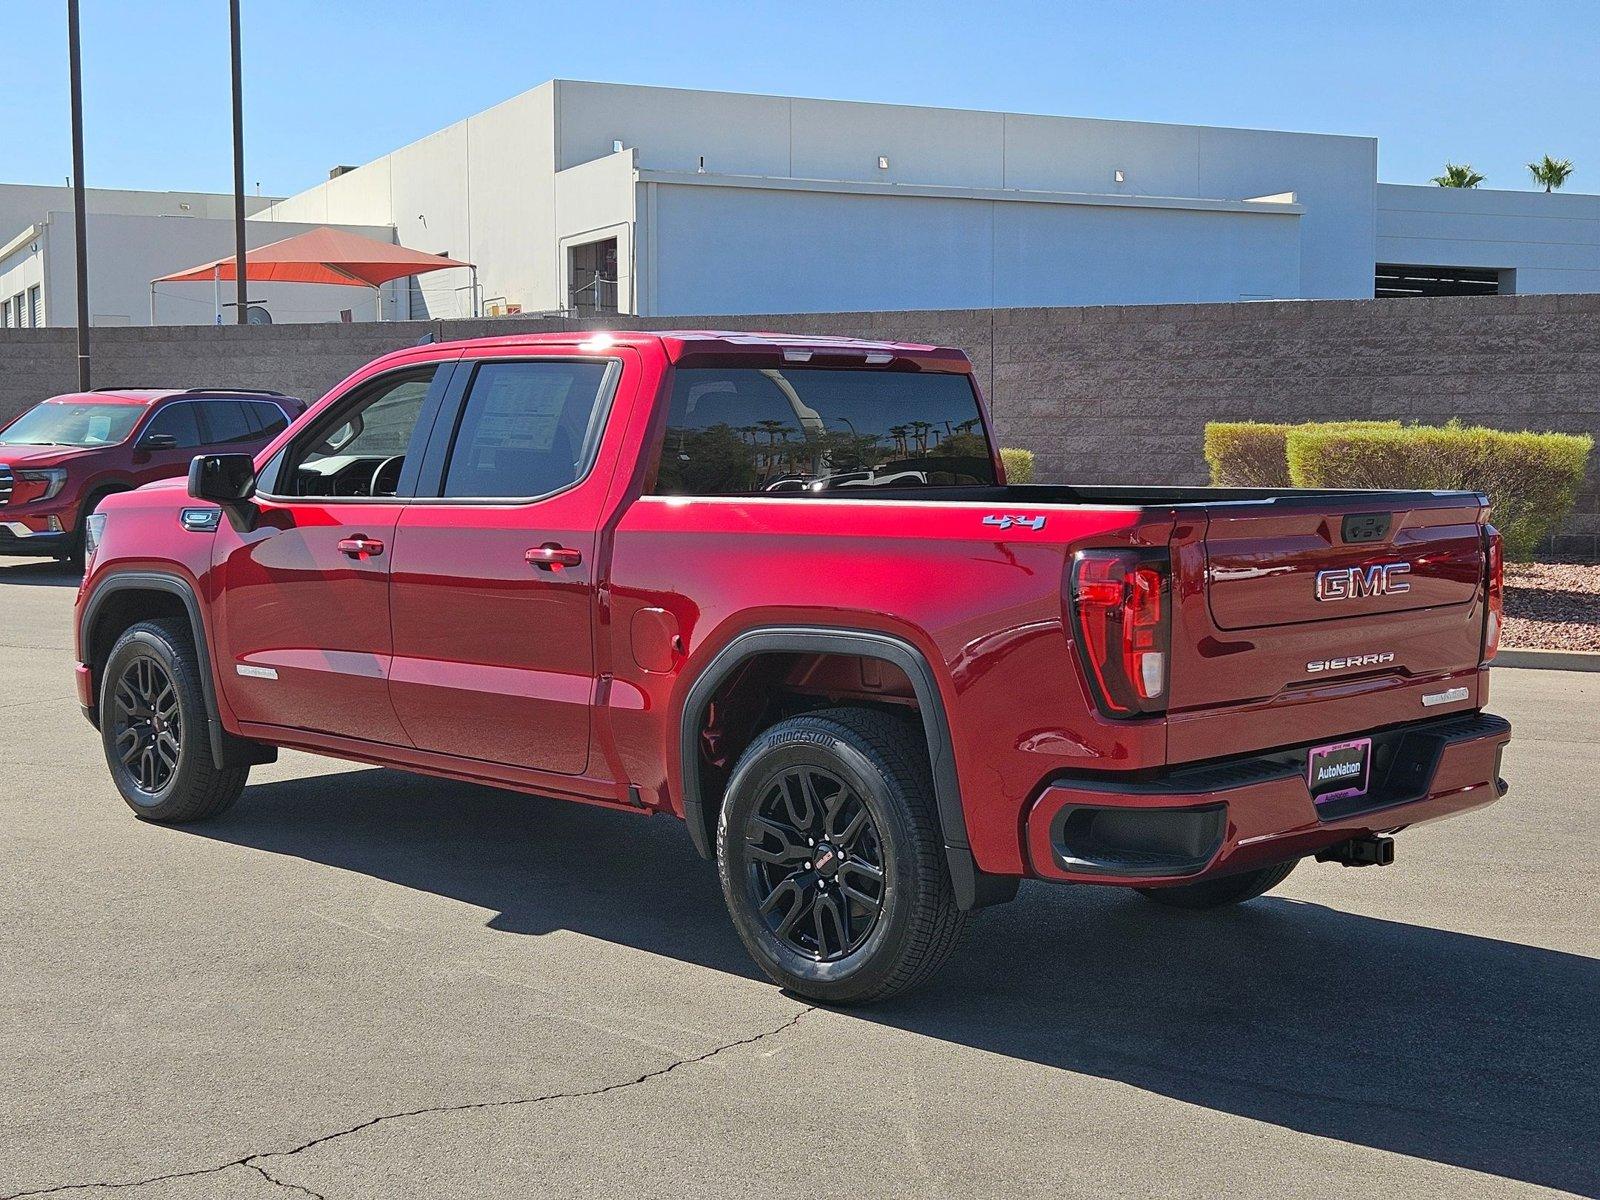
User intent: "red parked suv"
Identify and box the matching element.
[73,332,1510,1003]
[0,387,302,563]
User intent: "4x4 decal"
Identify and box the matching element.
[983,514,1047,531]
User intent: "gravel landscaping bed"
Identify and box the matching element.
[1504,562,1600,652]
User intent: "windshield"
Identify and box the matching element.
[0,401,145,448]
[653,368,997,495]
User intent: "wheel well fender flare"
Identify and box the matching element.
[80,570,268,770]
[676,625,1014,911]
[80,481,134,515]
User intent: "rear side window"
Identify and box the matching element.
[439,360,614,499]
[652,368,996,495]
[144,403,203,449]
[247,401,290,437]
[197,400,258,445]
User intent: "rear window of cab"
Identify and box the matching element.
[653,368,996,496]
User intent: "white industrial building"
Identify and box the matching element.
[0,184,394,327]
[7,80,1600,326]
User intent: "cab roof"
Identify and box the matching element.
[412,329,973,372]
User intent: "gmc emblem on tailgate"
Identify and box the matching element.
[1315,562,1411,603]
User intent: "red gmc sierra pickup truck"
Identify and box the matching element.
[74,330,1511,1003]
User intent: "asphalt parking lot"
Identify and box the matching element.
[1,556,1595,1200]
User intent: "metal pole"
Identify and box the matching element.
[67,0,91,388]
[229,0,247,324]
[213,265,221,324]
[148,283,155,326]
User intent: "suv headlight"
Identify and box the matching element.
[18,467,68,501]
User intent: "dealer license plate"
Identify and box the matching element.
[1307,737,1372,804]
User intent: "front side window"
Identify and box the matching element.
[439,360,613,499]
[652,368,997,496]
[277,368,436,498]
[0,401,144,447]
[142,403,203,449]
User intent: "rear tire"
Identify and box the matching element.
[1135,859,1298,910]
[717,707,965,1005]
[100,619,248,823]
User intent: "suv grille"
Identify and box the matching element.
[0,465,12,506]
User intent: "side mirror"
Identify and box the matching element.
[140,432,179,451]
[188,453,258,530]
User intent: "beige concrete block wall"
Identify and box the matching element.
[2,293,1595,555]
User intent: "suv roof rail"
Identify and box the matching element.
[179,387,291,397]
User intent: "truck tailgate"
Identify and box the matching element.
[1165,492,1490,763]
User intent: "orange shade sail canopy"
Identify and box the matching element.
[153,227,470,288]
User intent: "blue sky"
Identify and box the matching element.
[5,0,1597,198]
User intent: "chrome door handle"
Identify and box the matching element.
[526,544,582,571]
[337,535,385,559]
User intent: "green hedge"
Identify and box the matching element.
[1286,423,1593,561]
[1204,421,1400,488]
[999,447,1035,483]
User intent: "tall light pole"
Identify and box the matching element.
[67,0,91,387]
[229,0,247,324]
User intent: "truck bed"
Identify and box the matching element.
[788,482,1485,509]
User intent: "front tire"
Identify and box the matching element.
[100,619,248,822]
[1135,859,1298,910]
[716,708,965,1005]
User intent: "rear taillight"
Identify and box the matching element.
[1483,526,1504,662]
[1070,550,1170,717]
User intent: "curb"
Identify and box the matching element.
[1495,648,1600,672]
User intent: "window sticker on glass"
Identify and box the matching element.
[86,412,117,443]
[441,361,611,499]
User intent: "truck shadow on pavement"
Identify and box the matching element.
[192,766,1598,1196]
[0,559,82,587]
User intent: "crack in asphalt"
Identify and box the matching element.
[242,1162,323,1199]
[2,1007,815,1199]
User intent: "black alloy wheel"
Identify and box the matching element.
[111,655,183,794]
[100,618,249,822]
[744,764,887,962]
[716,708,967,1004]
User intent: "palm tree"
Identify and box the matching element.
[1528,154,1574,192]
[1432,163,1485,188]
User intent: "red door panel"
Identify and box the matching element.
[388,503,596,773]
[384,350,635,776]
[214,499,411,746]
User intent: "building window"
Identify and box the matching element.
[1375,263,1506,298]
[1,299,10,328]
[28,286,40,328]
[14,293,26,328]
[568,238,618,316]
